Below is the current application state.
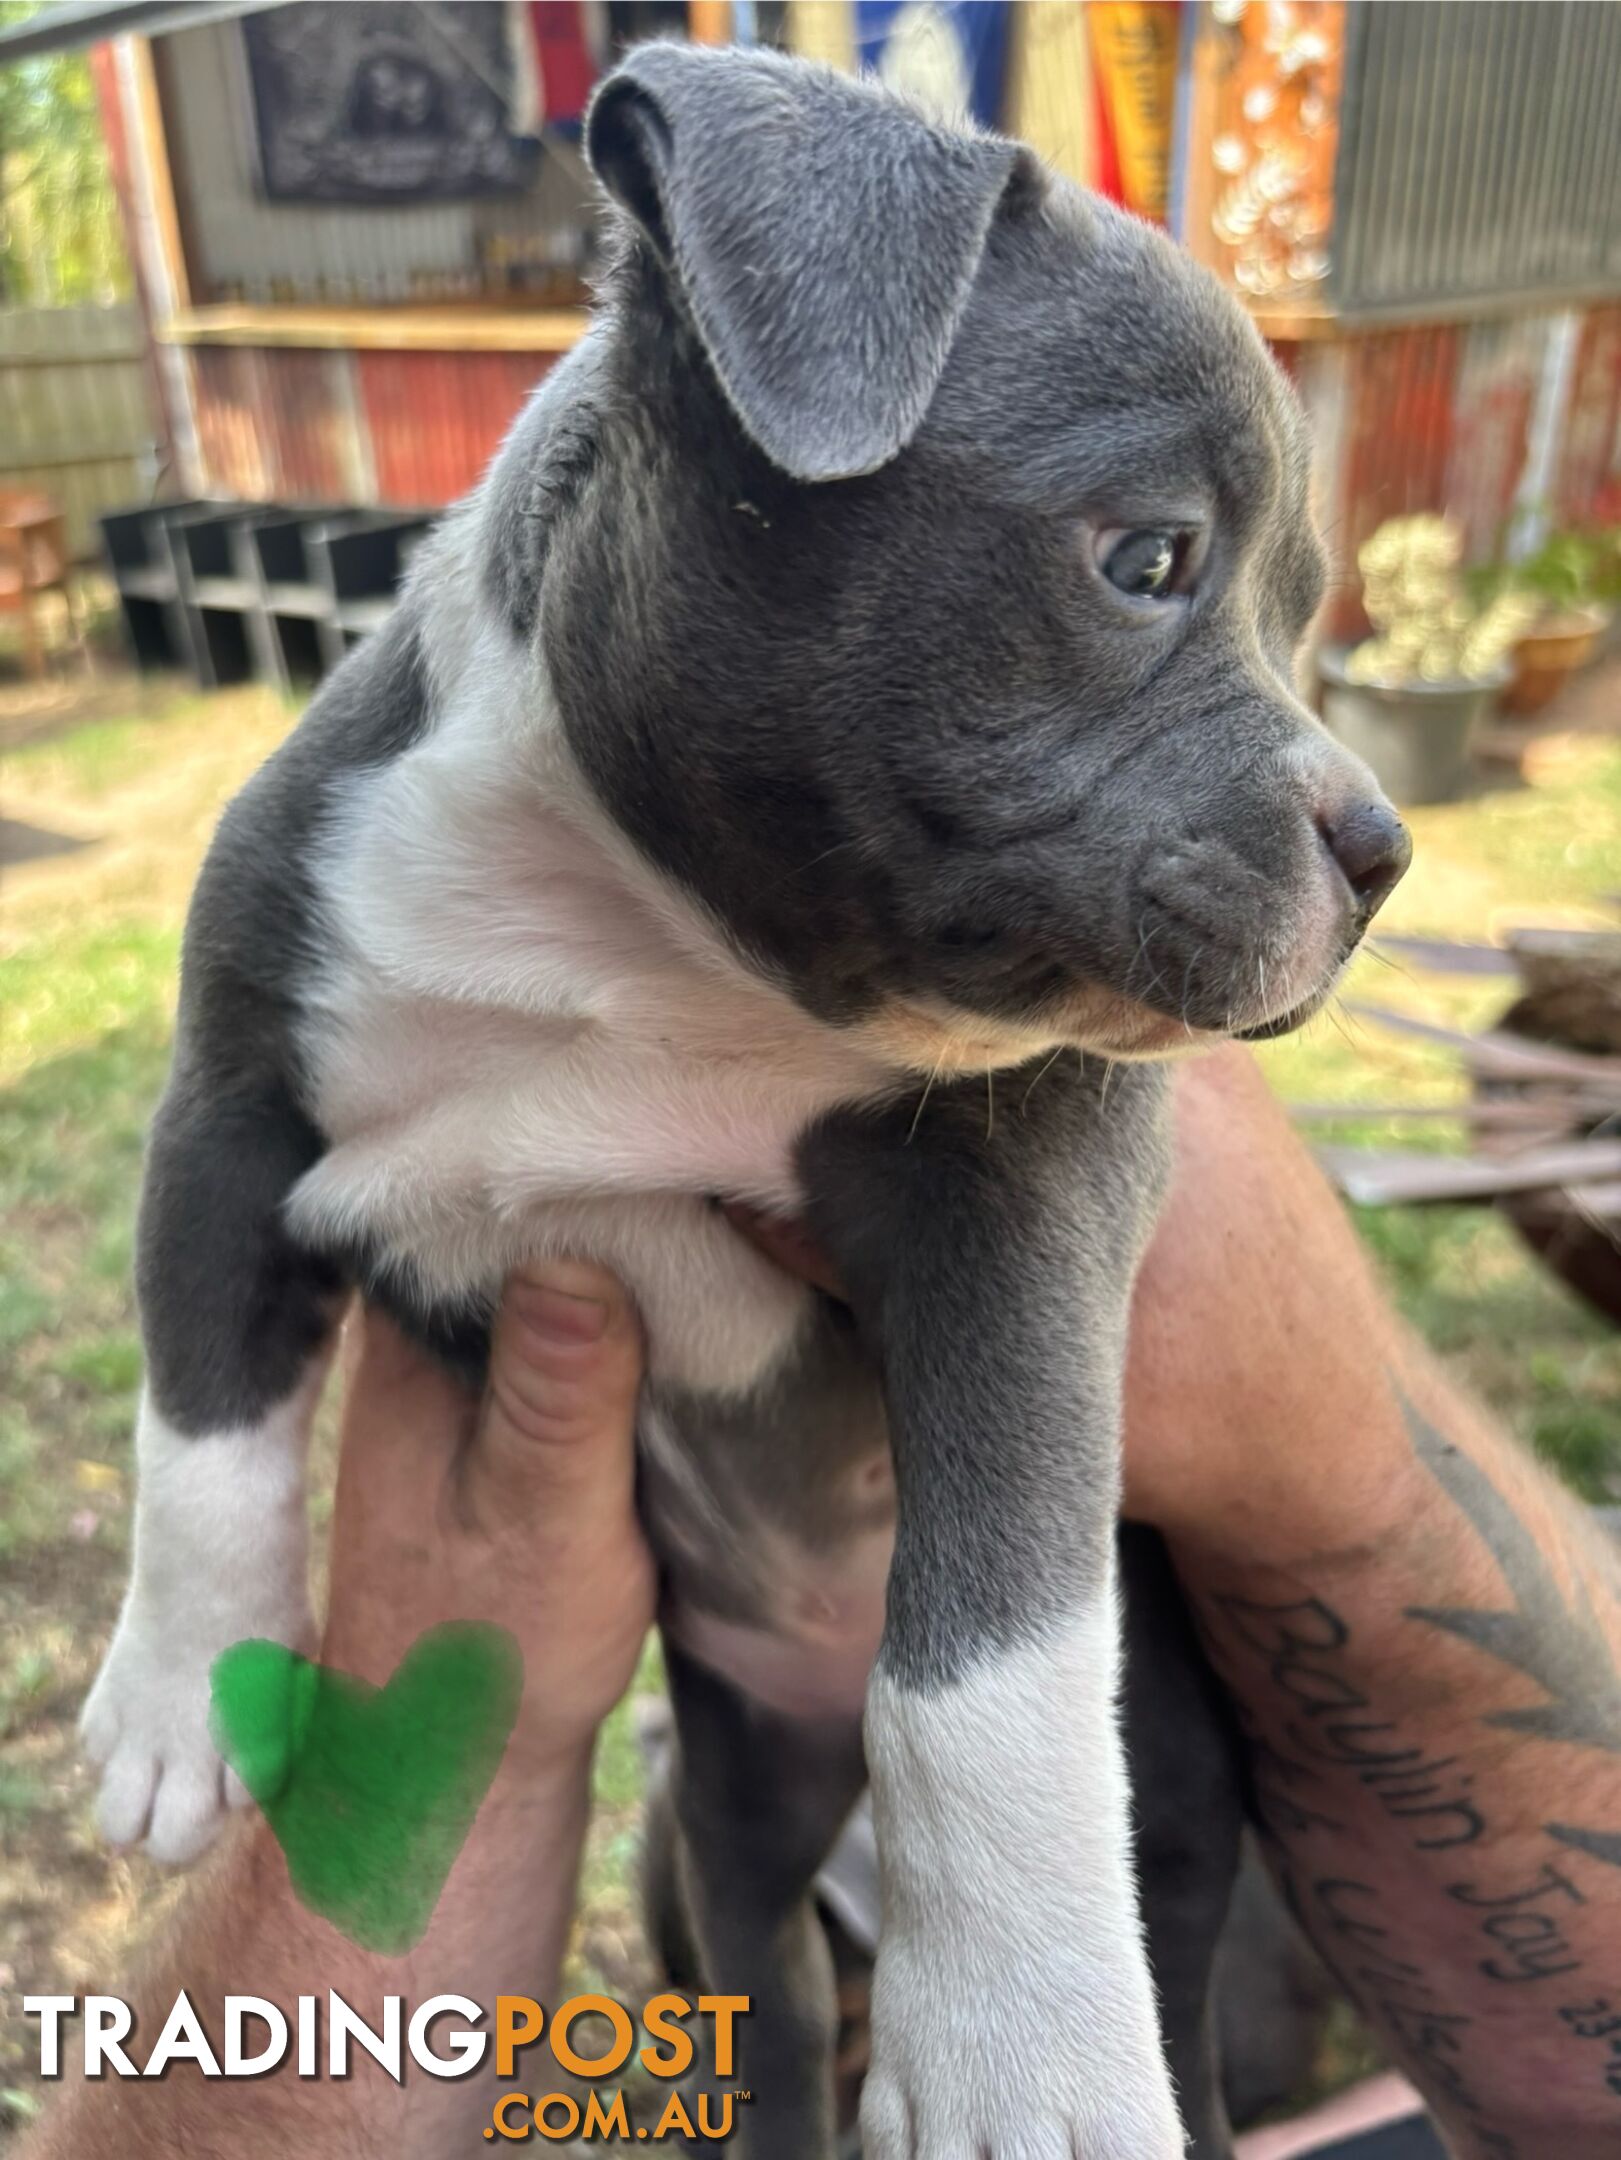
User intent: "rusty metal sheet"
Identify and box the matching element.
[354,347,558,507]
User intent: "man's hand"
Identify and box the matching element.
[24,1262,656,2160]
[325,1261,657,1780]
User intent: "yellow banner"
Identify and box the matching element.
[1089,1,1180,220]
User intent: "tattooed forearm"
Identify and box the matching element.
[1180,1371,1621,2157]
[1202,1584,1530,2155]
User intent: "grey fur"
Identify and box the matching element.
[797,1052,1167,1680]
[136,609,432,1429]
[586,43,1026,483]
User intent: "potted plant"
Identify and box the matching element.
[1498,526,1618,714]
[1318,515,1535,806]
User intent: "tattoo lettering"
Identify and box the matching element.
[1215,1591,1485,1848]
[1557,1999,1621,2100]
[1448,1861,1586,1985]
[1199,1384,1621,2152]
[1291,1874,1519,2159]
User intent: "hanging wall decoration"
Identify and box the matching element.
[243,2,537,203]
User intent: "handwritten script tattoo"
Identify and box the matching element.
[1203,1590,1520,2150]
[1287,1872,1518,2157]
[1400,1388,1621,1872]
[1557,1999,1621,2100]
[1215,1591,1487,1851]
[1447,1860,1586,1985]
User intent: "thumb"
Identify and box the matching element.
[470,1259,644,1527]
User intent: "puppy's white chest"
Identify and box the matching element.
[286,735,891,1394]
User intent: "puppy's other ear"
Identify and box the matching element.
[586,42,1026,483]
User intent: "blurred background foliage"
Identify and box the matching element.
[0,1,128,307]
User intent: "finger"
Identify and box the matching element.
[722,1202,848,1300]
[339,1303,473,1487]
[468,1259,644,1531]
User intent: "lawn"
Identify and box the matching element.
[1,673,1618,2137]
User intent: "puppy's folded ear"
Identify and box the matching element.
[586,42,1028,483]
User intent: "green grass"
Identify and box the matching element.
[1351,1204,1620,1497]
[6,716,159,797]
[0,922,179,1080]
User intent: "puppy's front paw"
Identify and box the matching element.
[859,1928,1184,2160]
[81,1600,308,1863]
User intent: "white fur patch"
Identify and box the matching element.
[291,625,898,1396]
[861,1604,1185,2159]
[81,1374,323,1863]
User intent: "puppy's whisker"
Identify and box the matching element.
[1362,945,1417,987]
[905,1047,950,1146]
[1130,919,1176,1014]
[1020,1043,1066,1113]
[1335,995,1372,1042]
[766,837,864,894]
[1324,999,1361,1053]
[985,1061,995,1141]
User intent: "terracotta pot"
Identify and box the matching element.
[1503,605,1608,715]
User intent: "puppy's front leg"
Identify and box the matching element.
[82,1069,341,1862]
[801,1056,1184,2160]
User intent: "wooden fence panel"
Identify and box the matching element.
[0,302,163,557]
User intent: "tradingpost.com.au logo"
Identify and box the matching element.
[23,1989,753,2144]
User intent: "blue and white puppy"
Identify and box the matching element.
[83,44,1408,2160]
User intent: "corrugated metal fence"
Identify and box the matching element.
[0,303,163,557]
[1333,0,1621,317]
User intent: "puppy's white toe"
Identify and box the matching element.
[147,1757,230,1864]
[859,1924,1186,2160]
[858,2077,911,2159]
[94,1747,156,1847]
[78,1690,121,1767]
[81,1617,237,1861]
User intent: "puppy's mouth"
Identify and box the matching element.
[1234,986,1333,1041]
[863,934,1356,1076]
[865,974,1337,1077]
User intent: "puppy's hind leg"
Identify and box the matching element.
[657,1640,867,2160]
[1121,1525,1244,2160]
[81,1074,343,1863]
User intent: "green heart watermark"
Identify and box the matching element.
[209,1623,522,1956]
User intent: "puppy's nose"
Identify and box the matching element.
[1317,799,1412,926]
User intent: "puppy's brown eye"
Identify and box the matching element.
[1097,528,1188,600]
